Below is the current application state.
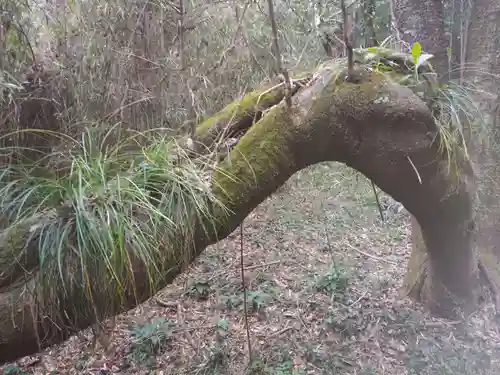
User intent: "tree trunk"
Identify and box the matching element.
[392,0,480,311]
[463,0,500,297]
[401,0,500,315]
[0,55,475,363]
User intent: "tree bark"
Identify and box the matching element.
[402,0,500,314]
[393,0,449,77]
[463,0,500,295]
[391,0,484,311]
[0,59,475,363]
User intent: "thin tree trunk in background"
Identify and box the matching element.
[363,0,378,46]
[449,0,469,82]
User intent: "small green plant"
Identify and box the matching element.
[200,345,229,374]
[268,361,305,375]
[314,263,349,299]
[411,41,433,78]
[197,320,230,375]
[247,358,266,375]
[220,290,272,311]
[247,291,272,311]
[186,280,211,300]
[246,359,305,375]
[220,294,243,309]
[129,317,175,364]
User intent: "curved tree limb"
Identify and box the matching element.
[0,56,475,363]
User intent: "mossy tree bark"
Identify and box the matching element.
[0,59,476,363]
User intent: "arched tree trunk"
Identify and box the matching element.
[0,54,476,363]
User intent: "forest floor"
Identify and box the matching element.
[3,162,500,375]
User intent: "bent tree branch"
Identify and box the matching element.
[0,50,475,363]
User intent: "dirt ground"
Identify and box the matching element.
[3,162,500,375]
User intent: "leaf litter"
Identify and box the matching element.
[3,162,500,375]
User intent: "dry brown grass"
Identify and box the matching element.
[0,0,336,164]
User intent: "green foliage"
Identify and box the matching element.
[0,365,32,375]
[268,361,305,375]
[247,359,305,375]
[272,361,304,375]
[411,42,422,65]
[313,263,349,299]
[247,290,273,311]
[0,127,227,322]
[220,290,273,312]
[216,318,229,330]
[129,317,175,364]
[186,280,212,300]
[220,294,243,309]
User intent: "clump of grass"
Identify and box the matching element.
[0,125,228,328]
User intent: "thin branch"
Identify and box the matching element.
[266,0,292,108]
[387,0,402,41]
[370,181,385,223]
[240,221,253,362]
[178,0,185,70]
[340,0,354,80]
[345,243,397,265]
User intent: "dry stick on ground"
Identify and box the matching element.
[266,0,292,108]
[345,242,397,265]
